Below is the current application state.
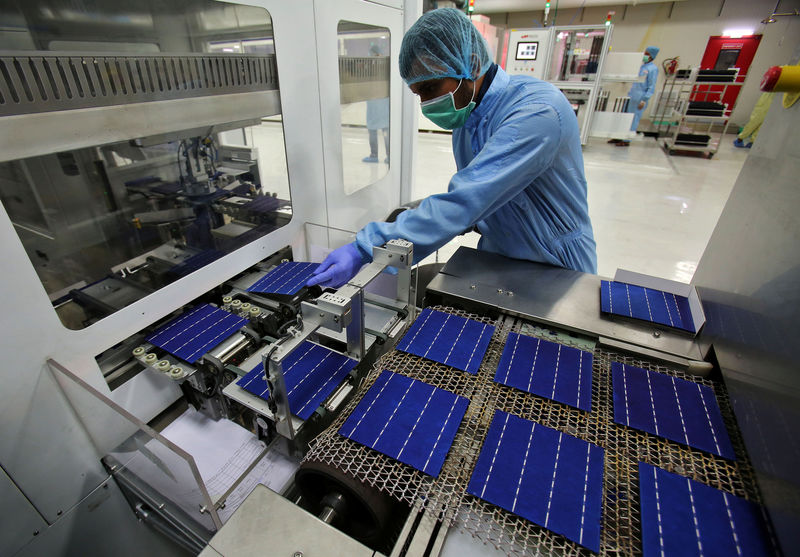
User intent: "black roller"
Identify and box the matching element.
[295,460,397,545]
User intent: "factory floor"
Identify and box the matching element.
[412,131,749,283]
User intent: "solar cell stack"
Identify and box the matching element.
[302,306,772,556]
[146,304,247,364]
[247,261,319,296]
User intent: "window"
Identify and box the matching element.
[337,21,391,195]
[0,0,290,329]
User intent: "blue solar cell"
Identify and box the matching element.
[612,362,735,459]
[146,304,247,364]
[494,333,593,411]
[467,410,604,552]
[639,462,773,557]
[339,370,469,477]
[247,261,319,295]
[396,308,495,374]
[600,280,696,333]
[238,341,357,420]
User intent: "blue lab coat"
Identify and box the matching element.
[627,61,658,131]
[356,67,597,274]
[366,97,390,130]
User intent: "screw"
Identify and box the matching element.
[33,530,39,536]
[497,288,504,294]
[470,284,477,290]
[506,291,514,296]
[333,316,339,322]
[57,510,62,516]
[319,312,325,317]
[388,253,393,258]
[293,552,303,557]
[653,330,661,338]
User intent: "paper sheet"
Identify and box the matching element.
[114,408,299,526]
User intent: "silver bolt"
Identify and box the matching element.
[293,552,303,557]
[653,330,661,338]
[470,284,477,290]
[506,291,514,296]
[319,312,325,317]
[497,288,504,294]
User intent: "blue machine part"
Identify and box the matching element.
[612,362,735,460]
[467,410,604,552]
[396,308,495,374]
[238,341,357,421]
[339,370,469,477]
[494,332,593,412]
[146,304,247,364]
[247,261,320,295]
[638,462,774,556]
[600,280,696,333]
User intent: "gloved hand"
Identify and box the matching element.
[306,243,366,288]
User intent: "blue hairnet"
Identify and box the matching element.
[645,46,660,59]
[399,8,492,85]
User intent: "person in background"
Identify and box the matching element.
[734,91,773,148]
[308,8,596,289]
[363,43,390,163]
[610,46,660,147]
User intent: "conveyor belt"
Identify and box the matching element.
[304,306,768,556]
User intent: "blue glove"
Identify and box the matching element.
[306,243,366,288]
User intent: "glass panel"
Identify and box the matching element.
[0,0,291,330]
[337,21,391,195]
[548,29,607,82]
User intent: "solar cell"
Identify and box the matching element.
[639,462,773,556]
[339,370,469,477]
[396,308,494,374]
[146,304,247,364]
[467,410,604,552]
[600,280,695,333]
[238,341,357,420]
[612,362,735,459]
[494,332,593,411]
[247,261,319,295]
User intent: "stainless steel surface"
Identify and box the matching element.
[0,52,280,117]
[204,484,375,557]
[692,88,800,555]
[0,465,46,556]
[426,246,702,360]
[0,90,282,163]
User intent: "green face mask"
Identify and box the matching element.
[643,54,651,62]
[420,79,476,130]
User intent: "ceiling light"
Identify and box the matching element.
[722,28,754,38]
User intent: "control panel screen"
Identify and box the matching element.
[515,41,538,60]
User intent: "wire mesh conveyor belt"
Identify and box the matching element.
[303,305,766,556]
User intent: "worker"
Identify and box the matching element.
[308,8,596,288]
[734,91,773,148]
[610,46,660,146]
[363,43,390,163]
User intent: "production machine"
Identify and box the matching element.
[1,2,798,557]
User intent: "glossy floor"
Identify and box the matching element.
[413,133,749,283]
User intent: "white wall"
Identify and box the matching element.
[488,0,800,127]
